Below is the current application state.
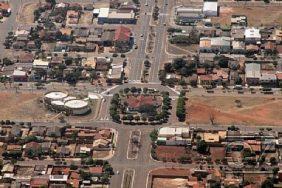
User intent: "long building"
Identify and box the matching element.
[97,8,136,24]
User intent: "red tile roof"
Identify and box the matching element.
[89,166,103,174]
[126,95,159,109]
[276,73,282,80]
[114,26,131,41]
[30,177,49,188]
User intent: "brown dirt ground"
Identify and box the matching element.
[152,178,189,188]
[0,92,99,122]
[79,12,93,25]
[212,6,282,26]
[18,3,38,24]
[186,96,282,126]
[151,168,190,177]
[0,92,47,122]
[155,146,190,162]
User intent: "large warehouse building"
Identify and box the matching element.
[98,8,136,24]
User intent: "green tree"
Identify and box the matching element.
[261,178,274,188]
[197,140,208,154]
[150,129,158,142]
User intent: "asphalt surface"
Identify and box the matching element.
[2,1,282,188]
[128,0,153,82]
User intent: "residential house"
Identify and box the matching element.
[30,177,49,188]
[33,59,50,69]
[30,126,46,137]
[276,72,282,87]
[231,15,247,27]
[107,64,124,83]
[259,73,277,86]
[89,166,103,177]
[12,69,28,82]
[46,126,62,137]
[114,26,132,53]
[101,30,115,46]
[245,63,261,86]
[10,126,22,137]
[93,138,111,150]
[244,27,261,44]
[200,37,231,53]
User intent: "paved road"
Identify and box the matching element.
[128,0,154,82]
[148,0,169,83]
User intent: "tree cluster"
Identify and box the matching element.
[176,91,186,122]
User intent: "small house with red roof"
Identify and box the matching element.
[30,177,49,188]
[114,26,132,53]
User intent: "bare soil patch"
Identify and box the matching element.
[0,91,100,123]
[212,6,282,26]
[155,146,193,162]
[187,96,282,126]
[0,91,47,122]
[152,178,189,188]
[18,3,38,24]
[79,12,93,25]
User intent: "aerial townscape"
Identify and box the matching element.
[0,0,282,187]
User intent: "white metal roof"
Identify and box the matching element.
[33,59,49,67]
[244,28,261,39]
[13,70,26,76]
[203,2,218,12]
[245,63,261,78]
[64,99,88,109]
[51,100,64,106]
[45,92,68,100]
[98,8,109,18]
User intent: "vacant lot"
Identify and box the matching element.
[0,91,100,122]
[18,3,38,23]
[212,6,282,26]
[0,92,47,122]
[155,145,194,162]
[187,96,282,126]
[153,178,189,188]
[79,12,93,25]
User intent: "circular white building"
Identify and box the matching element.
[64,99,90,115]
[50,100,65,111]
[44,91,68,104]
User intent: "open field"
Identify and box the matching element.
[150,168,190,188]
[0,91,100,122]
[187,95,282,126]
[18,3,38,24]
[212,6,282,26]
[0,92,47,122]
[152,178,189,188]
